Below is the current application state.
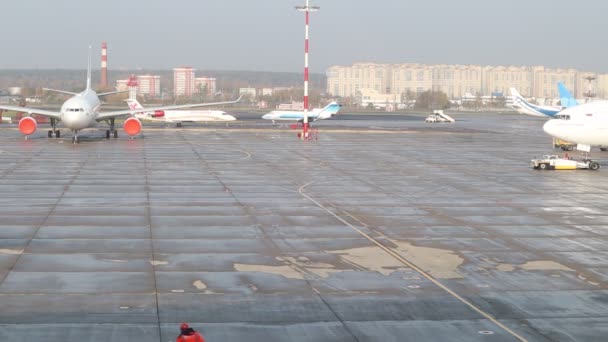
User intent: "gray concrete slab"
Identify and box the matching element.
[1,113,608,341]
[0,324,160,342]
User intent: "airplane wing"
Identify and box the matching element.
[43,88,78,96]
[98,90,128,97]
[95,96,243,121]
[0,105,62,120]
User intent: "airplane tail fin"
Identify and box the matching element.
[316,101,342,120]
[558,82,578,108]
[321,102,342,115]
[510,88,523,100]
[86,45,92,90]
[510,88,527,107]
[126,98,144,110]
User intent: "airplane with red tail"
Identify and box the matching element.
[0,47,240,143]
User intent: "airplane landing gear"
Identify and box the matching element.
[107,118,118,139]
[48,118,61,138]
[72,131,79,144]
[47,129,61,138]
[106,129,118,139]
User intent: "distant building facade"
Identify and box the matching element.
[239,87,256,98]
[194,77,217,96]
[276,101,304,110]
[115,75,161,97]
[327,62,608,100]
[116,79,128,92]
[137,75,161,97]
[173,67,196,97]
[356,88,400,110]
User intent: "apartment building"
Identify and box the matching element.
[391,64,433,98]
[326,63,391,98]
[194,77,217,96]
[173,67,196,97]
[327,63,608,100]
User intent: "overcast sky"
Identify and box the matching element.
[1,0,607,73]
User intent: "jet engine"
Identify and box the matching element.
[152,110,165,118]
[18,116,37,135]
[123,117,142,136]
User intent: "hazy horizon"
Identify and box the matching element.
[1,0,607,73]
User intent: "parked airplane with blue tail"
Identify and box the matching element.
[510,82,578,117]
[262,102,342,124]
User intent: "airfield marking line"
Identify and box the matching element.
[298,181,529,342]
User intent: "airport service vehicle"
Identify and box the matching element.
[531,155,600,170]
[553,137,575,151]
[0,47,240,143]
[126,98,237,127]
[425,110,455,123]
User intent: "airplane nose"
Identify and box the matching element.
[543,119,559,137]
[62,111,87,130]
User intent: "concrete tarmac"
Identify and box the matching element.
[0,112,607,341]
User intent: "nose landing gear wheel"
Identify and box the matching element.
[48,130,53,138]
[55,130,60,138]
[113,130,118,138]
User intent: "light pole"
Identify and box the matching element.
[296,0,319,140]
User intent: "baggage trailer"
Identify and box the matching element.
[531,155,600,170]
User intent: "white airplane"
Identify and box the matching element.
[543,101,608,151]
[262,102,341,124]
[126,98,236,127]
[0,47,240,143]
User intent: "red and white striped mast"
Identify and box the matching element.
[296,0,319,140]
[100,42,108,88]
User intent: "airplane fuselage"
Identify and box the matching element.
[262,102,341,122]
[137,110,235,123]
[59,89,101,130]
[262,109,325,122]
[512,98,560,117]
[543,101,608,146]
